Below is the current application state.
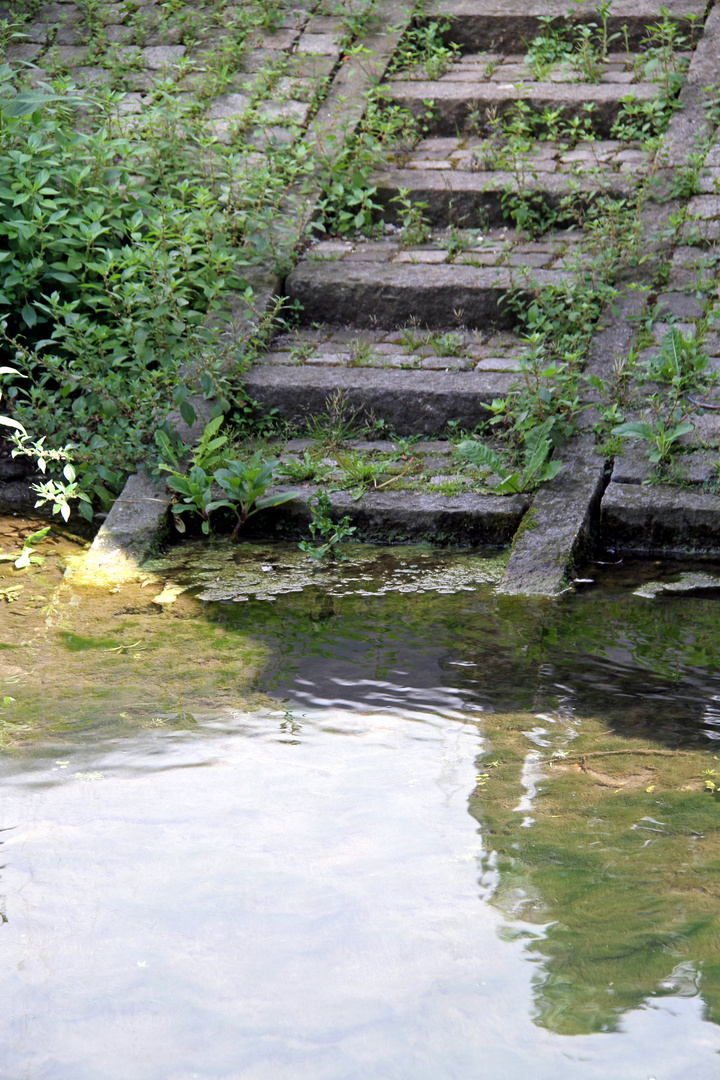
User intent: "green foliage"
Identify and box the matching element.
[611,418,694,464]
[298,489,356,559]
[0,66,256,512]
[278,450,331,484]
[335,449,386,498]
[641,327,709,390]
[391,187,431,247]
[158,419,295,538]
[457,418,562,494]
[524,16,576,80]
[313,91,420,237]
[611,95,675,143]
[212,455,296,538]
[389,17,459,80]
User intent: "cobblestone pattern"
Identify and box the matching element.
[265,326,525,372]
[3,0,346,151]
[393,136,651,176]
[387,50,687,85]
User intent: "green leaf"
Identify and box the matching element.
[180,399,196,427]
[611,421,655,440]
[0,416,26,433]
[253,491,297,511]
[456,440,505,474]
[494,473,523,494]
[21,303,37,328]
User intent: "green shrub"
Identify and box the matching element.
[0,66,252,513]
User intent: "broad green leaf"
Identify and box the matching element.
[611,421,655,440]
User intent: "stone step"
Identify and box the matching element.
[422,0,705,53]
[243,365,515,435]
[385,79,663,137]
[245,486,529,546]
[285,232,581,328]
[373,162,640,229]
[601,481,720,554]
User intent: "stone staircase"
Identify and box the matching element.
[234,0,716,591]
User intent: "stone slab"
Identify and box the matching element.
[601,481,720,553]
[373,168,634,228]
[245,487,529,545]
[497,439,607,594]
[285,259,573,328]
[386,80,660,137]
[243,365,515,435]
[425,0,706,51]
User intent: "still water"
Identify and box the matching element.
[2,537,720,1078]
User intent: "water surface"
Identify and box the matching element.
[2,533,720,1078]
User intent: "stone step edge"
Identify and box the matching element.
[372,167,637,226]
[244,365,516,435]
[497,439,608,595]
[423,1,705,52]
[601,481,720,555]
[285,260,575,328]
[240,486,529,545]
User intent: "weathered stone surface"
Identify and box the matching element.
[386,79,660,136]
[657,291,707,319]
[425,0,706,51]
[285,259,573,328]
[206,93,250,119]
[142,44,185,68]
[296,33,340,56]
[497,439,607,595]
[75,470,171,585]
[372,167,634,227]
[243,365,514,434]
[246,487,529,545]
[601,482,720,553]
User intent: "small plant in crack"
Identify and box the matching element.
[388,16,459,80]
[278,450,331,484]
[427,331,464,357]
[298,489,356,560]
[347,340,379,366]
[391,188,432,247]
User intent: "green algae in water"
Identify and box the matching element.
[143,540,509,602]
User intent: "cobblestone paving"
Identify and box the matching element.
[3,0,346,152]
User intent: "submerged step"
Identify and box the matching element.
[285,232,581,328]
[244,364,515,435]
